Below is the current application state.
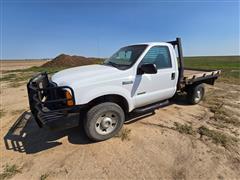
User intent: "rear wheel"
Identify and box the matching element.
[187,84,205,105]
[84,102,125,141]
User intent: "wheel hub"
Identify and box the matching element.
[101,117,112,129]
[95,112,118,135]
[195,90,202,102]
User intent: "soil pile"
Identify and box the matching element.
[42,54,104,68]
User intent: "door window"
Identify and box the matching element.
[140,46,172,69]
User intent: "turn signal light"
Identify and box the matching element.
[65,91,74,106]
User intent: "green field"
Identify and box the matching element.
[184,56,240,84]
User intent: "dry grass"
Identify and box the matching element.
[40,173,49,180]
[203,89,240,127]
[172,121,239,151]
[115,127,131,141]
[0,72,32,82]
[1,67,67,89]
[172,167,186,180]
[11,109,26,115]
[174,122,195,135]
[198,126,238,149]
[0,110,5,119]
[0,74,17,81]
[0,164,21,180]
[9,82,23,88]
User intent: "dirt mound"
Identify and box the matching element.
[42,54,104,68]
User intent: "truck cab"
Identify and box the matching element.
[27,38,220,141]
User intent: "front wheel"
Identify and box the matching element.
[187,84,205,105]
[84,102,125,141]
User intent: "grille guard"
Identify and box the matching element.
[27,72,77,128]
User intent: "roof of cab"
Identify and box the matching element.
[129,42,172,46]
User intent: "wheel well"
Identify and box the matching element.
[185,83,205,92]
[87,94,129,114]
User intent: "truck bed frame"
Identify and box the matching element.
[183,68,220,85]
[167,38,220,89]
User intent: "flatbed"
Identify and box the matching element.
[183,68,221,85]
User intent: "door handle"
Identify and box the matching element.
[171,72,175,80]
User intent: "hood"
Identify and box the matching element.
[51,64,122,87]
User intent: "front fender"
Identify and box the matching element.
[74,86,134,112]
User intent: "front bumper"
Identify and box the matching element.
[27,73,81,130]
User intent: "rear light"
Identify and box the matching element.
[65,91,74,106]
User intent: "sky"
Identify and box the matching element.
[0,0,239,59]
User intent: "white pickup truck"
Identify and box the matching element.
[27,38,220,141]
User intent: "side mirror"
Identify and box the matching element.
[138,63,157,74]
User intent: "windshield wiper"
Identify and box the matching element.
[104,61,119,68]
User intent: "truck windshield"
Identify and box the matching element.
[103,45,147,70]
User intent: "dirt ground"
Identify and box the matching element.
[0,62,239,180]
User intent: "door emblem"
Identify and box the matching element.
[122,81,133,85]
[137,92,146,95]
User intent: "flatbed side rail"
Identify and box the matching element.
[183,69,221,85]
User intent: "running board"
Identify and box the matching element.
[133,100,169,114]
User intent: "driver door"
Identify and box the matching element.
[132,46,177,108]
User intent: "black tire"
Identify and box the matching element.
[84,102,125,141]
[187,84,205,105]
